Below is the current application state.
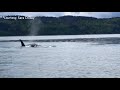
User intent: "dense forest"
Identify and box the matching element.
[0,15,120,36]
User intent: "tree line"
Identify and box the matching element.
[0,15,120,36]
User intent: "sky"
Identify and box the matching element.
[0,12,120,18]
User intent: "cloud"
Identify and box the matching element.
[0,12,65,17]
[0,12,120,18]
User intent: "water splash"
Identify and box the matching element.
[29,18,42,36]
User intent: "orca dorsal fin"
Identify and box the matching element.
[19,39,25,46]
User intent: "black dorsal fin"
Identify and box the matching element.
[19,39,25,46]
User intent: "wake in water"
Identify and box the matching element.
[24,44,56,48]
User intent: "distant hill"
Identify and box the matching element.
[0,15,120,36]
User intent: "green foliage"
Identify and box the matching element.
[0,15,120,36]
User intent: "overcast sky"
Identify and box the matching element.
[0,12,120,18]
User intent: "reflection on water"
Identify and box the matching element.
[1,34,120,78]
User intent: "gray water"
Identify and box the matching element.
[1,34,120,78]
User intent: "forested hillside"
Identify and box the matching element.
[0,15,120,36]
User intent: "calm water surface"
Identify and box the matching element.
[0,34,120,78]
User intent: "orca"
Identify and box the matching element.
[19,39,38,47]
[19,39,25,46]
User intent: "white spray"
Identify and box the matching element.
[29,18,42,36]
